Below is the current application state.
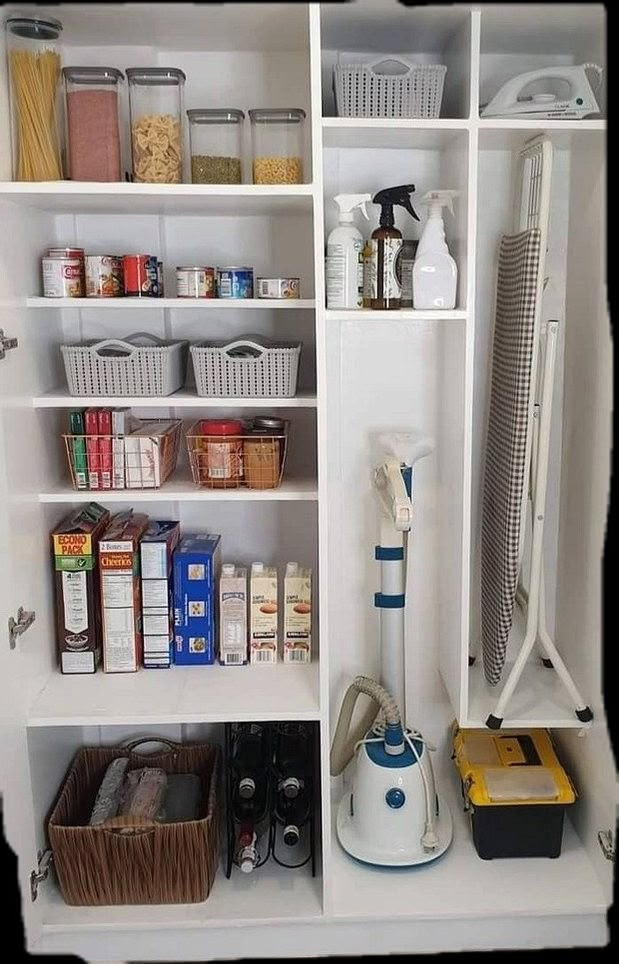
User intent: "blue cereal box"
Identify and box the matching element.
[140,520,180,669]
[173,534,221,665]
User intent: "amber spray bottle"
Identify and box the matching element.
[367,184,419,310]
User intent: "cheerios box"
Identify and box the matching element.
[173,534,221,665]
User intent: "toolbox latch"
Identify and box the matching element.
[597,829,615,863]
[30,849,53,901]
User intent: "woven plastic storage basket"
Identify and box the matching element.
[61,332,188,396]
[191,337,301,397]
[48,738,221,905]
[334,57,446,118]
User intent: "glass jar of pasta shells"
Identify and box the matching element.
[249,108,305,184]
[127,67,185,183]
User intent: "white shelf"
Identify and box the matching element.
[26,297,316,309]
[34,390,317,409]
[477,119,606,132]
[0,182,314,215]
[322,117,469,149]
[326,309,467,322]
[38,477,318,503]
[27,662,320,727]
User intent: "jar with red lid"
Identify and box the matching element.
[194,418,244,488]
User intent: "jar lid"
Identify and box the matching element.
[126,67,186,85]
[248,108,306,124]
[187,109,245,124]
[252,416,285,431]
[63,66,124,84]
[199,419,244,436]
[6,16,62,40]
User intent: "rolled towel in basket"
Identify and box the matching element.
[88,757,129,826]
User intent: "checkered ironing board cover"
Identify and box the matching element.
[481,228,542,685]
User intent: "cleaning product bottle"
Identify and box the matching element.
[369,184,419,310]
[325,193,372,309]
[412,190,460,310]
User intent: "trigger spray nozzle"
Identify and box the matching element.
[420,190,460,218]
[334,193,372,223]
[372,184,419,228]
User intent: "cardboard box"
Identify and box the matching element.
[173,534,221,665]
[52,502,111,674]
[124,419,178,489]
[140,520,180,669]
[250,563,278,664]
[219,564,248,666]
[100,510,149,673]
[283,562,312,663]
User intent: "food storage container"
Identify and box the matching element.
[188,109,244,184]
[244,417,287,490]
[249,108,305,184]
[63,67,124,181]
[189,419,245,489]
[6,15,63,181]
[127,68,185,183]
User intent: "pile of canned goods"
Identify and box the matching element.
[176,265,300,300]
[42,247,164,298]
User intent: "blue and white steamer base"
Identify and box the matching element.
[331,433,453,867]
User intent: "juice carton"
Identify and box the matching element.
[219,564,248,666]
[250,562,278,664]
[173,534,221,665]
[283,562,312,663]
[99,510,149,673]
[51,502,111,674]
[140,520,181,669]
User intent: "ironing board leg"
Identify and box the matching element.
[536,575,593,720]
[486,624,538,727]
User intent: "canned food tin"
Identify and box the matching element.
[48,247,84,260]
[157,260,164,297]
[123,254,160,297]
[176,266,216,298]
[217,266,254,299]
[42,257,84,298]
[257,277,299,299]
[85,255,124,297]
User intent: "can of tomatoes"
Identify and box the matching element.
[122,254,160,297]
[85,255,124,297]
[42,257,84,298]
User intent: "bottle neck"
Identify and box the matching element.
[379,205,395,229]
[338,212,354,223]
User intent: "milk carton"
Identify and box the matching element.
[283,562,312,663]
[249,562,278,664]
[219,564,248,666]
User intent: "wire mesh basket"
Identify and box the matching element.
[334,57,447,118]
[63,418,182,490]
[61,332,188,396]
[190,338,301,398]
[186,420,289,490]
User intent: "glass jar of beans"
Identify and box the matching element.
[187,108,244,184]
[249,108,305,184]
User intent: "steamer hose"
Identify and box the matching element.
[330,676,401,776]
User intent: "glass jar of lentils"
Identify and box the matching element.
[187,108,244,184]
[249,108,305,184]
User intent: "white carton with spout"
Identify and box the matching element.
[219,564,248,666]
[283,562,312,663]
[250,562,278,664]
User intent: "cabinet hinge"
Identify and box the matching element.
[30,849,53,902]
[0,328,18,360]
[8,607,36,650]
[598,830,615,863]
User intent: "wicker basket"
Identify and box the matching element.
[334,57,446,118]
[61,332,188,397]
[48,738,221,905]
[190,337,301,398]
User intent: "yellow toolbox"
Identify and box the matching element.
[453,727,576,859]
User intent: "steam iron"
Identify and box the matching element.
[481,63,603,119]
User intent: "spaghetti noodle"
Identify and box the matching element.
[9,48,62,181]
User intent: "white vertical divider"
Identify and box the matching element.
[308,2,332,915]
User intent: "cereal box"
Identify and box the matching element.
[173,534,221,665]
[140,520,180,668]
[100,510,149,673]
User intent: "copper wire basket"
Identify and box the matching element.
[185,419,289,490]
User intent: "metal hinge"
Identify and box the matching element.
[598,830,616,863]
[0,328,18,360]
[30,849,53,902]
[8,607,35,650]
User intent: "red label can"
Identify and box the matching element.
[123,254,160,297]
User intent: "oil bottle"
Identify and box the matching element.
[367,184,419,310]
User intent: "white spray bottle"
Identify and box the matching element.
[326,193,372,309]
[412,190,460,310]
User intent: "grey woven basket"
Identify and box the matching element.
[61,332,188,396]
[191,337,301,397]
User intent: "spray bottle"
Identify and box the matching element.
[412,190,460,310]
[368,184,419,310]
[325,194,372,309]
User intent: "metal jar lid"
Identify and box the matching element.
[63,66,124,85]
[218,266,253,272]
[251,416,285,432]
[176,265,212,271]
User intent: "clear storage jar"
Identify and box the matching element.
[249,108,305,184]
[188,109,244,184]
[127,68,185,183]
[63,67,124,182]
[6,15,63,181]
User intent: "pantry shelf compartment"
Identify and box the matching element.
[37,476,318,503]
[26,297,317,309]
[186,420,288,491]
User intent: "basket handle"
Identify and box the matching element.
[123,737,181,753]
[219,339,269,358]
[366,58,416,77]
[89,332,168,356]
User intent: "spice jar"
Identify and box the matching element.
[197,419,244,488]
[188,109,244,184]
[244,416,286,490]
[249,108,305,184]
[127,68,185,183]
[6,15,63,181]
[63,67,124,182]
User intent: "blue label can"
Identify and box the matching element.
[217,266,254,299]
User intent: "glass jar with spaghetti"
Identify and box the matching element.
[6,16,63,181]
[127,68,186,183]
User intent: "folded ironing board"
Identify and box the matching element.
[481,228,541,685]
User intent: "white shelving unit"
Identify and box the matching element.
[0,2,612,960]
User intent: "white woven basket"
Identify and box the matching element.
[334,58,446,118]
[61,332,188,396]
[191,338,301,398]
